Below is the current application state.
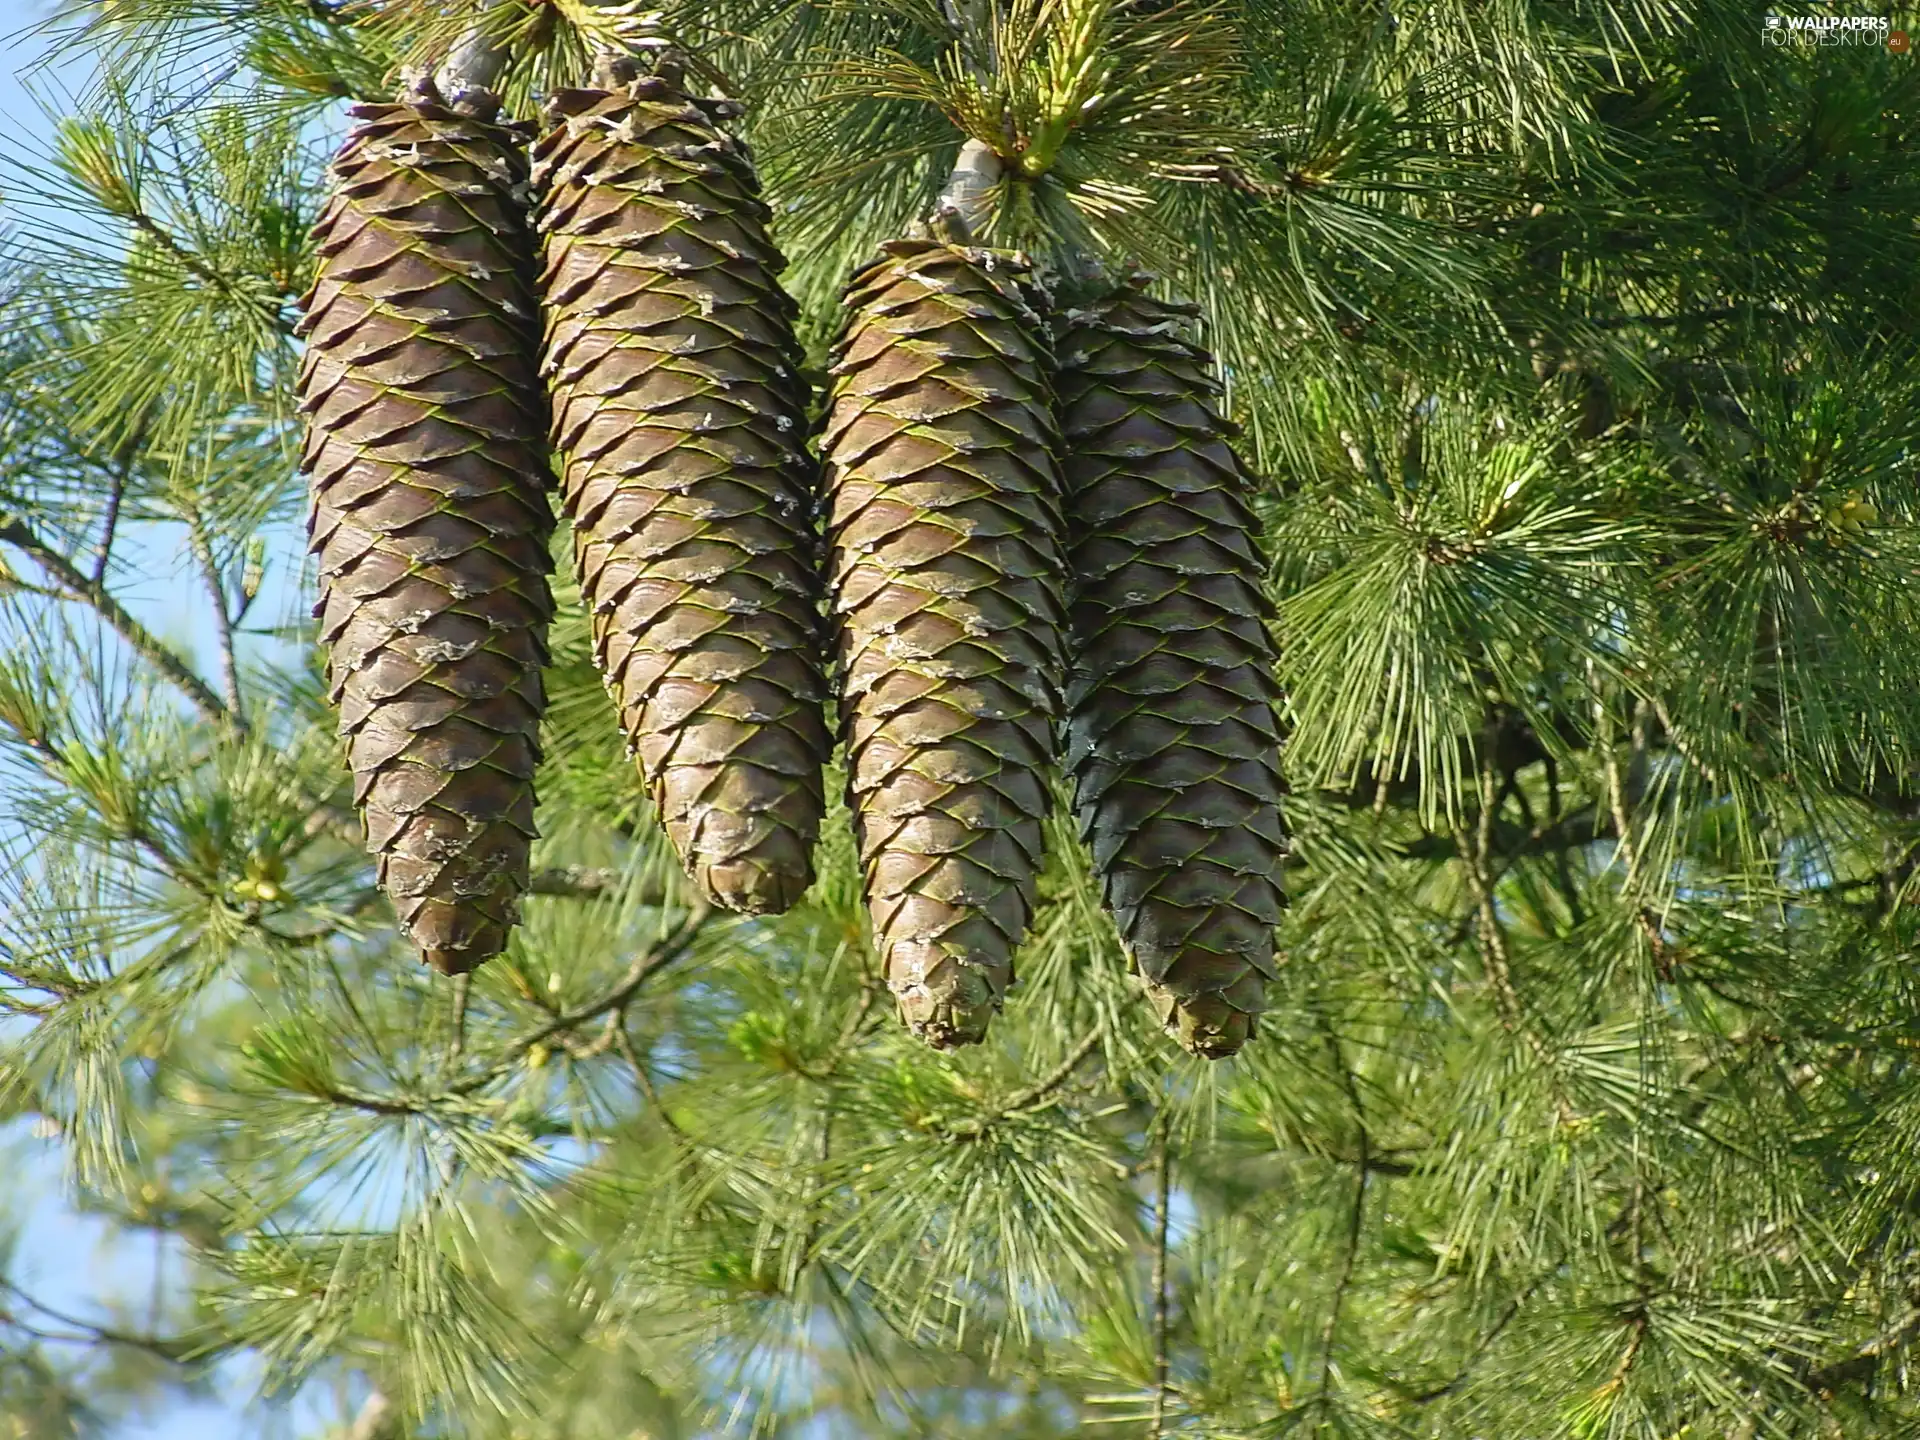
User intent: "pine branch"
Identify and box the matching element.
[0,517,235,730]
[1400,803,1609,862]
[1802,1297,1920,1393]
[528,865,622,897]
[4,5,1917,1432]
[122,205,293,337]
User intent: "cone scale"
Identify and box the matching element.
[295,77,554,974]
[534,70,829,914]
[822,239,1069,1048]
[1054,276,1289,1058]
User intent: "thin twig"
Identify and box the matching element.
[1586,305,1771,330]
[0,725,187,881]
[307,911,717,1117]
[933,1026,1105,1138]
[1647,695,1718,787]
[801,1089,835,1276]
[449,973,471,1059]
[1802,1299,1920,1392]
[1454,761,1528,1037]
[1540,749,1587,928]
[343,1389,395,1440]
[445,904,717,1095]
[1402,802,1609,861]
[527,864,682,909]
[90,411,152,586]
[1149,1107,1173,1437]
[1607,1311,1648,1388]
[0,1308,194,1365]
[0,1280,197,1366]
[317,1086,424,1118]
[613,1016,690,1142]
[1407,1273,1548,1404]
[93,477,126,586]
[188,513,245,729]
[1454,784,1574,1114]
[1318,1025,1369,1406]
[1003,1027,1105,1113]
[434,0,508,107]
[939,0,995,75]
[1593,669,1640,883]
[0,517,234,729]
[831,975,882,1057]
[937,138,1003,235]
[930,1,1002,236]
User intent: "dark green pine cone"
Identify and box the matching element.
[1053,273,1290,1058]
[534,70,829,915]
[296,76,555,975]
[822,239,1069,1048]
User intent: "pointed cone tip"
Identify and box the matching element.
[419,944,497,977]
[696,858,812,916]
[1141,977,1258,1061]
[894,973,1001,1050]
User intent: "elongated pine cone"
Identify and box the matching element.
[823,239,1069,1048]
[534,70,829,914]
[296,78,554,974]
[1053,275,1289,1058]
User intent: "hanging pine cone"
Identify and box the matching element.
[533,63,829,914]
[822,237,1069,1048]
[295,76,554,974]
[1053,273,1289,1058]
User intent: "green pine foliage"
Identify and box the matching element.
[5,0,1920,1435]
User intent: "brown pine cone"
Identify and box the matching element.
[296,78,554,974]
[1053,274,1290,1058]
[822,238,1069,1048]
[534,70,829,914]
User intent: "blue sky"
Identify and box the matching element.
[1,10,335,1438]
